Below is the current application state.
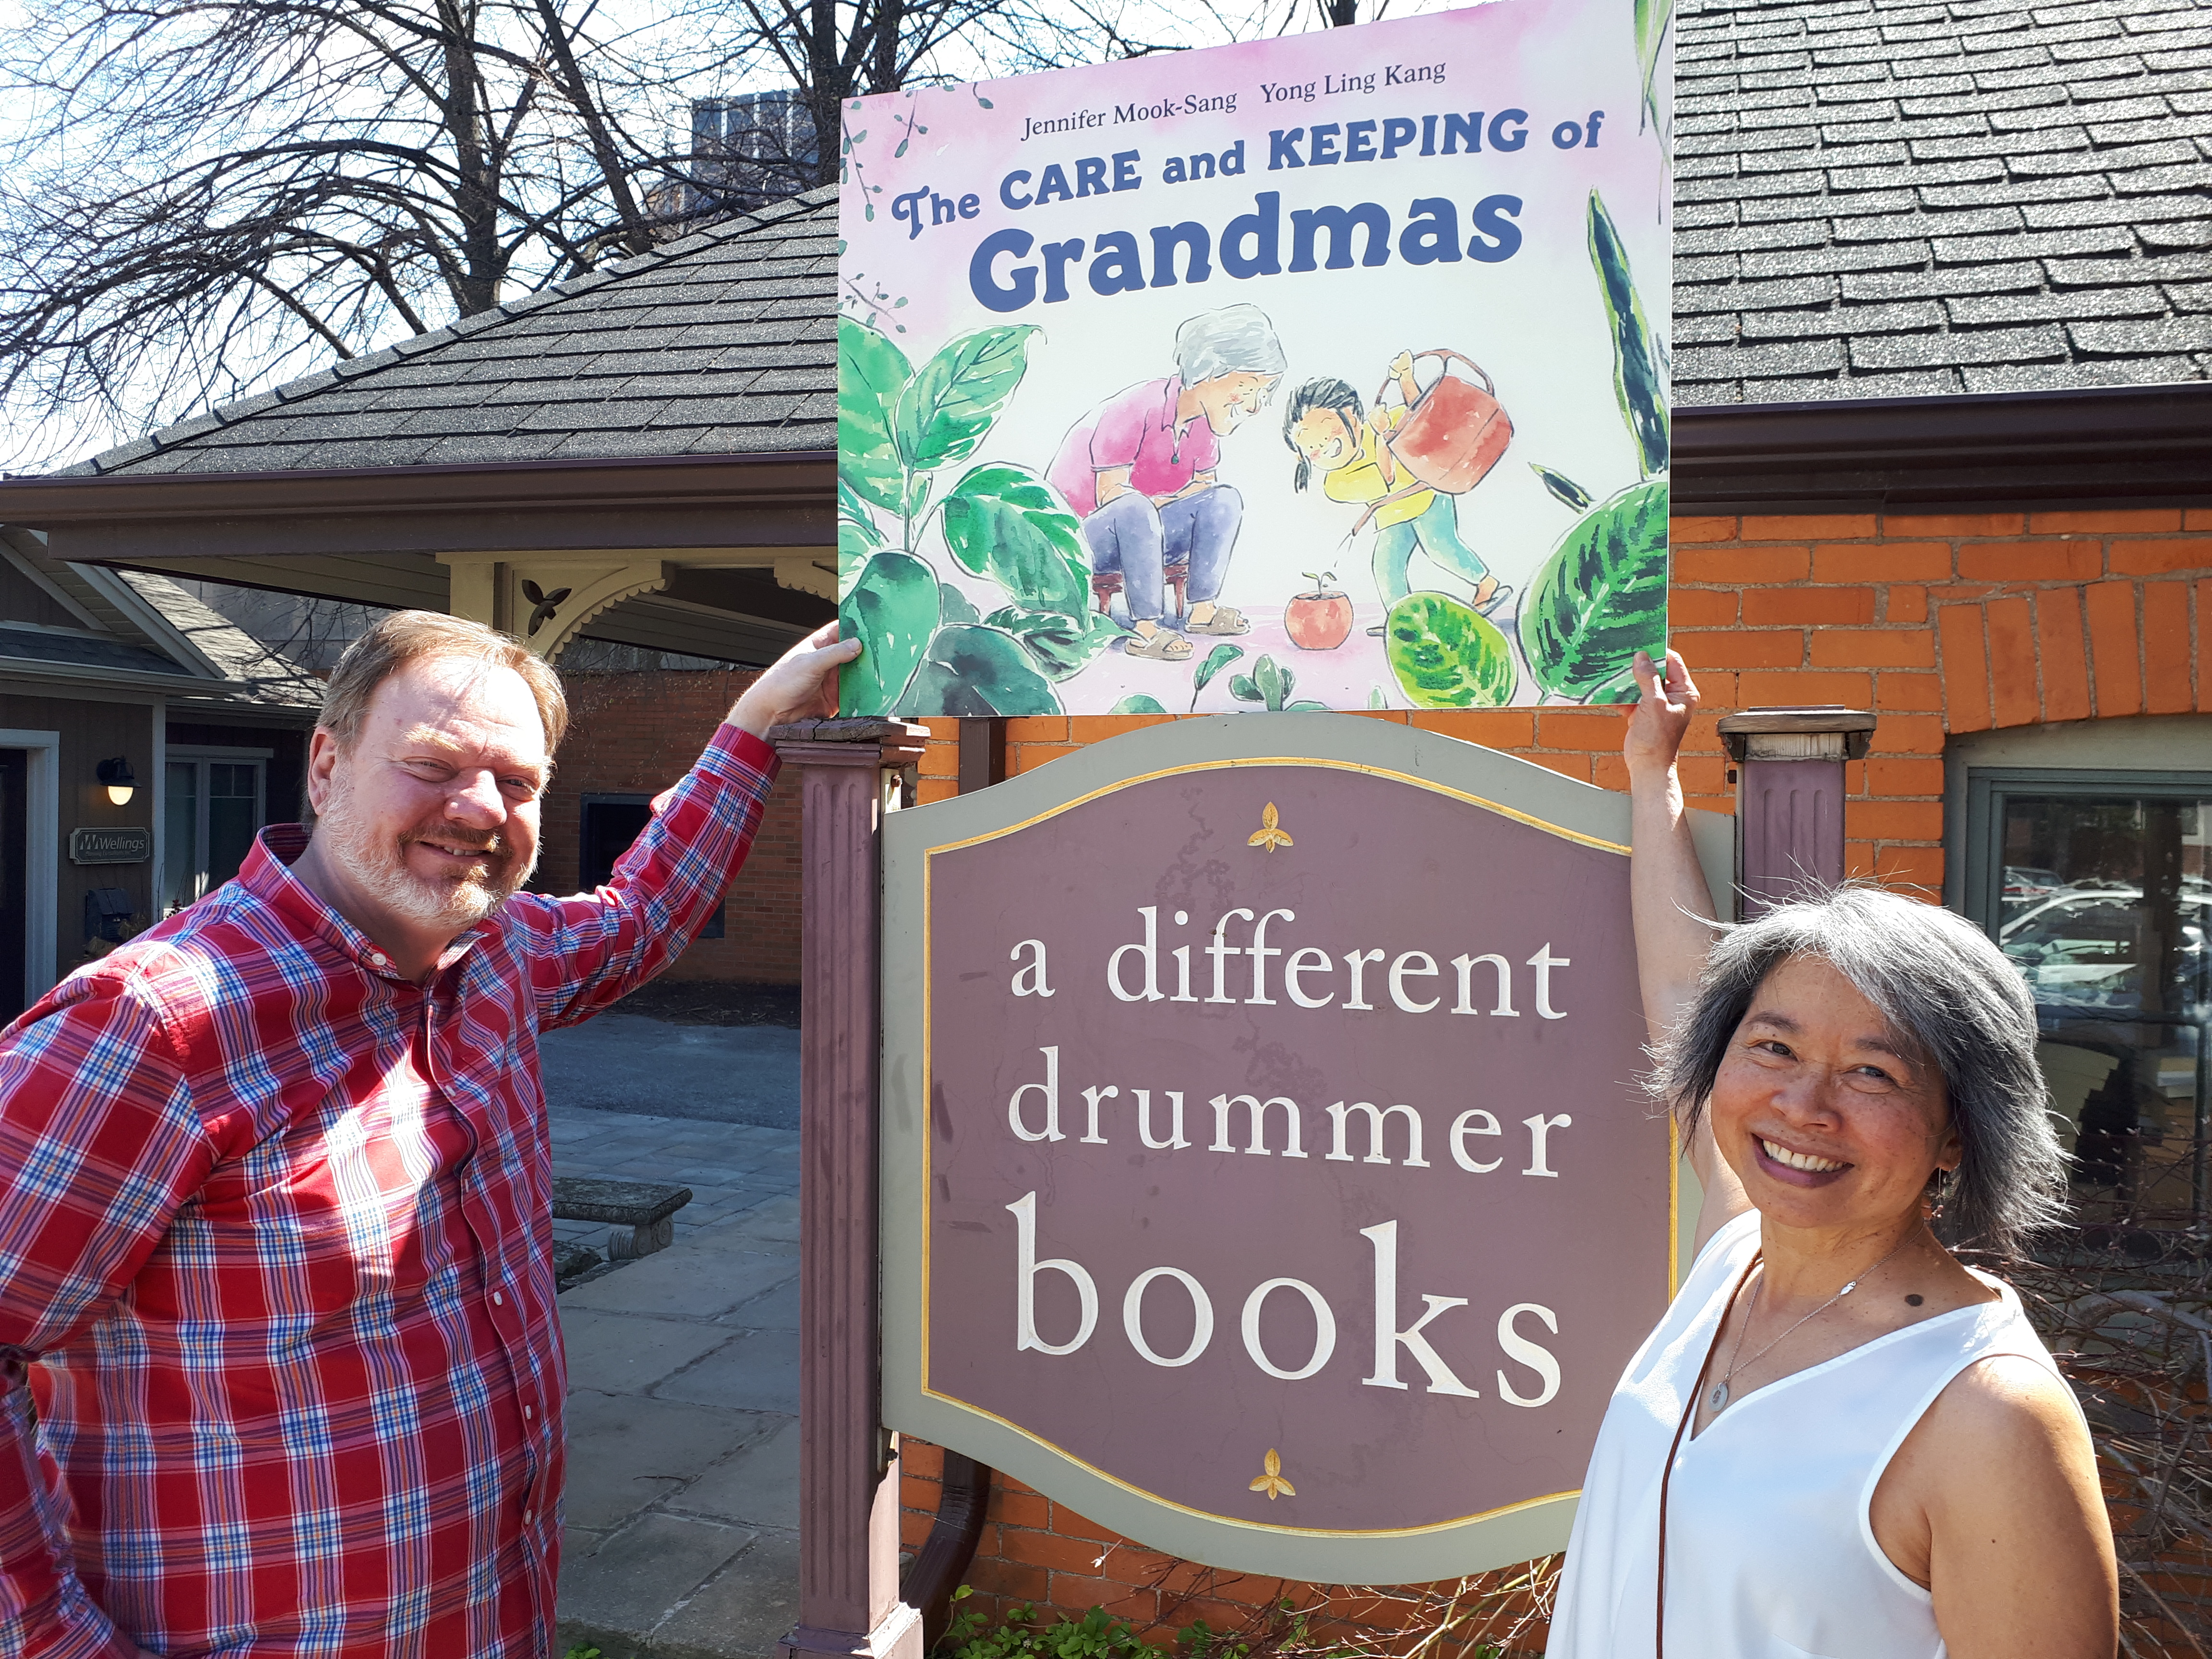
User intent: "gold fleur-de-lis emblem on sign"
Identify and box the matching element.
[1248,802,1292,853]
[1249,1447,1295,1501]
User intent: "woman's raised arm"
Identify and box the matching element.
[1625,649,1742,1237]
[1625,648,1720,1036]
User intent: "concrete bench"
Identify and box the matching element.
[553,1176,693,1260]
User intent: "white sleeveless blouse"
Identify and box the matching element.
[1548,1209,2077,1659]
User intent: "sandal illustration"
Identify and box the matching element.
[1186,606,1251,636]
[1123,630,1194,661]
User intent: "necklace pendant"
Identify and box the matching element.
[1708,1382,1729,1411]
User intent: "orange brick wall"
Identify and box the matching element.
[898,504,2212,1641]
[542,667,803,983]
[896,1442,1540,1651]
[919,507,2212,907]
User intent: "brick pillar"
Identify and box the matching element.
[773,717,930,1659]
[1717,709,1876,921]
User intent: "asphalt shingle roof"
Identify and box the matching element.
[0,625,194,676]
[1672,0,2212,404]
[113,570,325,709]
[53,0,2212,475]
[64,190,838,477]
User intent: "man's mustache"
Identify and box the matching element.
[407,826,510,859]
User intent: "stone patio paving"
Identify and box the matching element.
[544,1020,806,1659]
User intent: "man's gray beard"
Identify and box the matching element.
[316,775,536,934]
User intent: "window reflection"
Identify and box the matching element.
[1996,793,2211,1235]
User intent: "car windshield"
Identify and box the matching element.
[2003,886,2210,1014]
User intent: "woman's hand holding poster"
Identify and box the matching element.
[837,0,1671,717]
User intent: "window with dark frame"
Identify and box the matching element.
[164,753,267,916]
[579,794,724,938]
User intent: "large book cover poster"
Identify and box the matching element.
[837,0,1671,718]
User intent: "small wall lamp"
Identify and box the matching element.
[96,756,136,806]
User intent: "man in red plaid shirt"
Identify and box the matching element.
[0,610,857,1657]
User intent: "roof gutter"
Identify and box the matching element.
[1673,381,2212,515]
[0,657,234,694]
[0,450,840,563]
[0,449,838,523]
[3,381,2205,546]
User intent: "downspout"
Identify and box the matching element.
[901,1450,993,1649]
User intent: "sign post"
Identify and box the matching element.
[879,715,1729,1581]
[775,717,932,1659]
[1718,709,1877,921]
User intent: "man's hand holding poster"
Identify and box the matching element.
[837,0,1671,717]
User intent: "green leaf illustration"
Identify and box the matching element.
[838,476,883,540]
[839,317,912,513]
[1256,654,1292,710]
[1223,654,1299,711]
[1385,592,1519,709]
[939,463,1091,617]
[938,583,980,625]
[838,517,880,588]
[1587,662,1645,704]
[896,623,1061,717]
[1588,192,1669,479]
[894,325,1040,476]
[1190,643,1245,709]
[1531,464,1595,513]
[1634,0,1674,144]
[1517,476,1671,701]
[839,550,941,715]
[1110,693,1169,715]
[982,605,1126,679]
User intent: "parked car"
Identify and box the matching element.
[2001,884,2210,1014]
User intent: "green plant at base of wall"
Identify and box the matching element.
[936,1587,1508,1659]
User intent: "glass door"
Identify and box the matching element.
[164,759,201,915]
[0,751,25,1018]
[1969,770,2212,1241]
[164,752,267,915]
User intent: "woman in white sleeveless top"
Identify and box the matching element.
[1549,649,2118,1659]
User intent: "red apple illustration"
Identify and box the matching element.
[1285,571,1353,651]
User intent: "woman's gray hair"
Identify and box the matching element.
[1652,885,2068,1256]
[1174,304,1287,387]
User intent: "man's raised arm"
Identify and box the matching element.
[521,625,857,1029]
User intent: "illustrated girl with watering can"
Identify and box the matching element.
[1283,349,1515,626]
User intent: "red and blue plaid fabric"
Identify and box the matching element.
[0,723,777,1658]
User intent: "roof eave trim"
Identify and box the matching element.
[0,449,839,526]
[0,656,231,692]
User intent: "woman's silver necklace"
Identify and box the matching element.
[1707,1236,1913,1413]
